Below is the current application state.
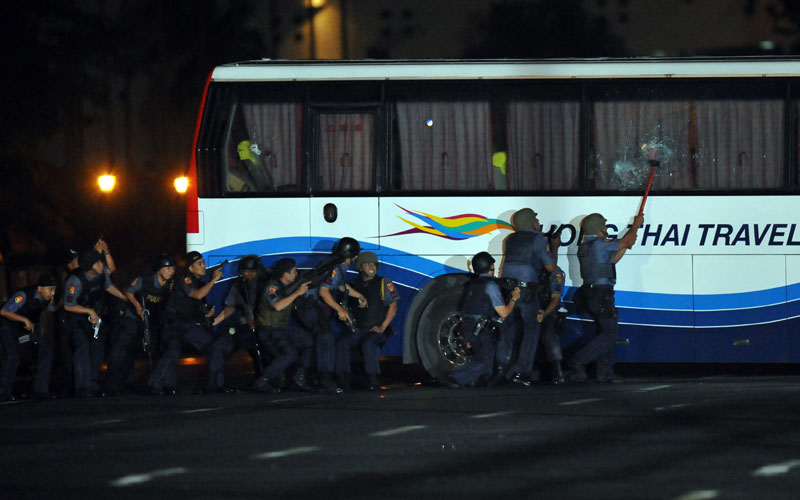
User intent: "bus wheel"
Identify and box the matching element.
[416,285,472,383]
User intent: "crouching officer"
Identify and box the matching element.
[450,252,520,387]
[64,250,128,397]
[253,258,314,393]
[493,208,558,386]
[146,251,226,395]
[567,212,643,383]
[334,251,399,391]
[106,254,175,394]
[538,264,568,384]
[0,275,58,400]
[211,254,270,388]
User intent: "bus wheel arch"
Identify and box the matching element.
[406,274,471,382]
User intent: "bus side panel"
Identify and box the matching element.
[693,255,788,362]
[786,256,800,362]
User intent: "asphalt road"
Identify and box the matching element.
[2,360,800,500]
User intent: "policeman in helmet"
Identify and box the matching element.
[64,250,129,397]
[450,252,520,388]
[0,274,59,400]
[146,251,226,395]
[334,251,399,391]
[492,208,560,387]
[294,237,366,393]
[211,254,271,388]
[106,254,176,394]
[566,211,643,383]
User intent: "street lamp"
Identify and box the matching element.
[174,176,189,194]
[98,174,116,193]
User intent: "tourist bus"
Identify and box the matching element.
[187,57,800,381]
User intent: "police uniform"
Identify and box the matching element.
[0,281,56,399]
[252,276,314,391]
[495,227,554,380]
[107,272,173,391]
[334,273,399,384]
[451,273,505,386]
[146,271,225,394]
[64,265,113,396]
[314,263,348,375]
[214,272,272,386]
[571,235,620,380]
[540,266,566,366]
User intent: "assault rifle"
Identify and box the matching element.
[280,253,348,298]
[141,296,154,369]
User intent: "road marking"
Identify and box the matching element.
[470,411,519,419]
[272,395,324,403]
[637,384,672,392]
[752,459,800,477]
[0,400,23,405]
[655,403,691,412]
[671,489,718,500]
[91,419,125,425]
[370,425,427,437]
[179,407,222,414]
[559,398,602,406]
[110,467,187,487]
[252,446,321,459]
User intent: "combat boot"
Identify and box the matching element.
[551,361,565,385]
[318,372,344,394]
[336,372,351,392]
[367,373,381,390]
[253,375,281,394]
[565,357,587,382]
[292,367,312,391]
[485,363,508,387]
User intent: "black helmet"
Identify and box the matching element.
[155,253,176,270]
[333,237,361,260]
[471,251,495,274]
[79,250,103,271]
[238,254,261,274]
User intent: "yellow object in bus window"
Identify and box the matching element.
[237,140,258,162]
[492,151,507,175]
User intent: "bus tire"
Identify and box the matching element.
[415,278,472,383]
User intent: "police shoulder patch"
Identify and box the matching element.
[268,287,277,295]
[555,273,563,283]
[14,295,24,303]
[68,285,76,294]
[131,278,138,286]
[386,282,395,292]
[184,277,192,285]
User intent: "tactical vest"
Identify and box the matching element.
[349,277,388,330]
[503,231,546,280]
[1,287,48,327]
[257,280,291,328]
[459,276,496,318]
[233,276,264,324]
[69,271,106,315]
[578,239,616,285]
[138,273,173,319]
[167,273,207,321]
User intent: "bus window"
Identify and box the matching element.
[395,101,493,191]
[315,111,375,192]
[589,82,784,191]
[225,101,303,193]
[505,100,580,190]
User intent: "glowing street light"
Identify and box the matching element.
[98,174,116,192]
[174,176,189,194]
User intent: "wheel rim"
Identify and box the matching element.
[437,312,471,365]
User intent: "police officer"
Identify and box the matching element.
[538,264,567,384]
[146,251,227,395]
[566,212,644,383]
[211,254,270,388]
[493,208,559,386]
[64,250,128,397]
[0,274,58,400]
[450,252,520,388]
[293,237,364,393]
[334,251,399,391]
[252,258,314,393]
[105,254,176,394]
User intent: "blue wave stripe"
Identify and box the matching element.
[695,302,787,326]
[788,283,800,302]
[618,308,694,327]
[614,290,693,310]
[694,286,786,310]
